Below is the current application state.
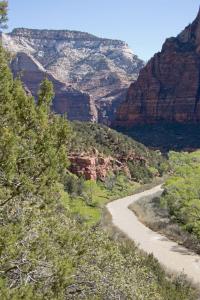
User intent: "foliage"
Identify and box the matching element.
[0,47,72,207]
[0,195,196,299]
[63,172,139,226]
[161,151,200,239]
[70,122,167,183]
[0,45,197,299]
[131,192,200,254]
[0,1,8,29]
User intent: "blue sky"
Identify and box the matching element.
[8,0,200,61]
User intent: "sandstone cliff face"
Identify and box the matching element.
[68,149,149,181]
[10,52,97,121]
[69,154,112,181]
[2,28,144,123]
[115,9,200,126]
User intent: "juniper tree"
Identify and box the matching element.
[0,45,72,207]
[37,77,54,109]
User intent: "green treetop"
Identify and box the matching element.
[0,1,8,29]
[0,45,72,207]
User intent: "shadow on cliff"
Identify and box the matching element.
[114,123,200,153]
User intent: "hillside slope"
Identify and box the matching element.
[70,122,165,182]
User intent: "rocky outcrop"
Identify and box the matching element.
[1,28,144,123]
[115,9,200,127]
[69,153,112,181]
[68,149,149,181]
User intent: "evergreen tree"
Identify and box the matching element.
[0,46,72,207]
[37,77,54,110]
[0,1,8,29]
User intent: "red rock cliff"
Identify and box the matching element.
[115,9,200,126]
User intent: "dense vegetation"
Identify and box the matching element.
[71,122,166,183]
[131,151,200,254]
[161,151,200,240]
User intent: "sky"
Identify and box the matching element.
[8,0,200,61]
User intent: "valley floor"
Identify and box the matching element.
[107,185,200,286]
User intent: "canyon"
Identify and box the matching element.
[1,28,144,123]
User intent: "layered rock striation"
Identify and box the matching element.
[69,154,112,181]
[11,52,97,121]
[115,9,200,126]
[1,28,144,123]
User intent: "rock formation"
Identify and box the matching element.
[69,154,112,181]
[115,9,200,127]
[68,149,149,181]
[1,28,144,123]
[11,52,97,121]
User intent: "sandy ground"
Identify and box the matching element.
[107,185,200,285]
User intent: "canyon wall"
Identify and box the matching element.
[1,28,144,123]
[115,10,200,126]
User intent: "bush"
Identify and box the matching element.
[64,173,84,196]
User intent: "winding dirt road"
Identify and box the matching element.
[107,185,200,285]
